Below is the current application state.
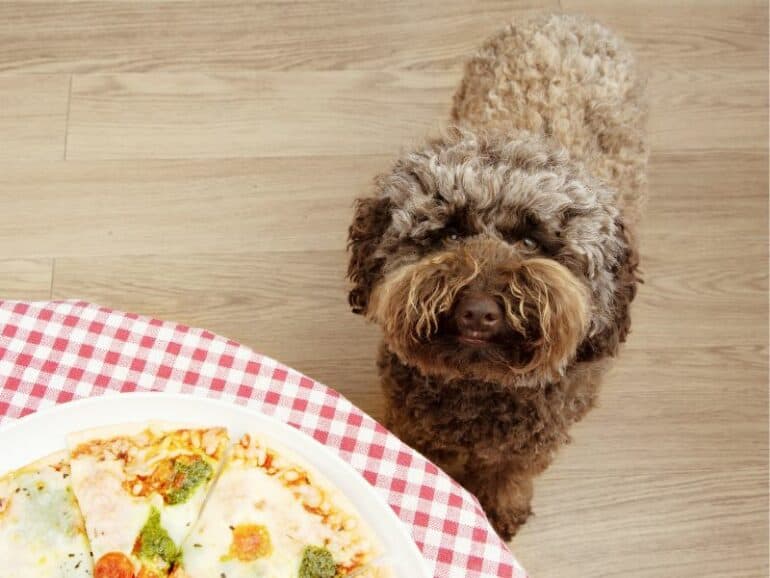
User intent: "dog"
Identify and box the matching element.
[347,14,647,540]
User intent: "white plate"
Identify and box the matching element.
[0,392,430,577]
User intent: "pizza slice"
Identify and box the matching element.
[67,422,229,578]
[174,432,390,578]
[0,451,93,578]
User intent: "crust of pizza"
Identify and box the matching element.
[68,421,227,462]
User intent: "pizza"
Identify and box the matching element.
[174,433,386,578]
[0,422,399,578]
[67,422,229,578]
[0,451,92,578]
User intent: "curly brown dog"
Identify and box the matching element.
[347,14,647,540]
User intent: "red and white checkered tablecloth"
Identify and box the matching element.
[0,300,526,578]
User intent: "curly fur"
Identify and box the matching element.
[452,14,648,221]
[347,14,646,540]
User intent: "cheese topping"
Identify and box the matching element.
[0,453,93,577]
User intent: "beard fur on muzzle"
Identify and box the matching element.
[368,239,590,383]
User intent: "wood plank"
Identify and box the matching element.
[633,150,768,345]
[66,72,455,159]
[0,75,70,160]
[569,345,768,471]
[0,156,392,258]
[0,259,53,300]
[515,467,768,578]
[648,66,768,152]
[0,1,555,73]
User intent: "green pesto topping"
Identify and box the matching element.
[298,545,336,578]
[165,456,212,505]
[134,507,181,568]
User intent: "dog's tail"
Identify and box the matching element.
[452,14,648,222]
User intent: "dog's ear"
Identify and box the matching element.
[577,216,640,361]
[347,196,392,315]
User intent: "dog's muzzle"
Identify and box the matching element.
[368,237,590,381]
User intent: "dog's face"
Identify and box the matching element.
[348,130,638,387]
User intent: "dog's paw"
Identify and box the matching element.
[486,504,532,541]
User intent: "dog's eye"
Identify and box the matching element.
[520,237,538,250]
[445,227,461,241]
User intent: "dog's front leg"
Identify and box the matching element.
[461,465,535,541]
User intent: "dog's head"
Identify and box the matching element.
[348,129,639,387]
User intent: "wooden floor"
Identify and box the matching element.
[0,1,767,576]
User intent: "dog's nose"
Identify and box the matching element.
[454,293,504,338]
